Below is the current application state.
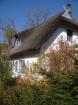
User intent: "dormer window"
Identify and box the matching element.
[67,29,73,41]
[15,39,22,48]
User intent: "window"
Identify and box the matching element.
[67,30,73,41]
[19,60,25,73]
[14,40,22,49]
[15,61,19,72]
[15,60,25,72]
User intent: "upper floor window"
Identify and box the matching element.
[14,40,22,49]
[67,30,73,41]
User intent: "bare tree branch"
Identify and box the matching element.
[27,8,50,28]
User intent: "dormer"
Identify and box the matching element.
[62,4,73,20]
[10,34,21,49]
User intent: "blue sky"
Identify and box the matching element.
[0,0,78,41]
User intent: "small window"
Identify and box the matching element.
[67,30,73,41]
[14,40,22,49]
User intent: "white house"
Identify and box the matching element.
[8,4,78,76]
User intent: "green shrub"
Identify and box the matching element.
[0,41,78,105]
[0,54,12,83]
[0,72,78,105]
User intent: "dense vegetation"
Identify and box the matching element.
[0,40,78,105]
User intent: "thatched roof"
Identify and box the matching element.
[9,9,78,60]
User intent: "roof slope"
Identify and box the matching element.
[9,10,78,59]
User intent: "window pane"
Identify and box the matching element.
[15,61,18,72]
[67,30,73,41]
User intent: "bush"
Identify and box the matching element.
[0,73,78,105]
[0,41,78,105]
[0,54,12,83]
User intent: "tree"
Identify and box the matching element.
[0,17,17,45]
[27,8,50,28]
[0,17,15,84]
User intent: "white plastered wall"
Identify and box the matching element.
[41,28,67,52]
[41,27,78,53]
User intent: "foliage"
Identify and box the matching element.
[1,72,78,105]
[0,54,12,83]
[73,43,78,48]
[38,40,75,77]
[0,40,78,105]
[4,27,17,45]
[0,42,8,54]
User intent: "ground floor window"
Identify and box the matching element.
[11,60,25,76]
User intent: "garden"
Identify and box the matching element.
[0,40,78,105]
